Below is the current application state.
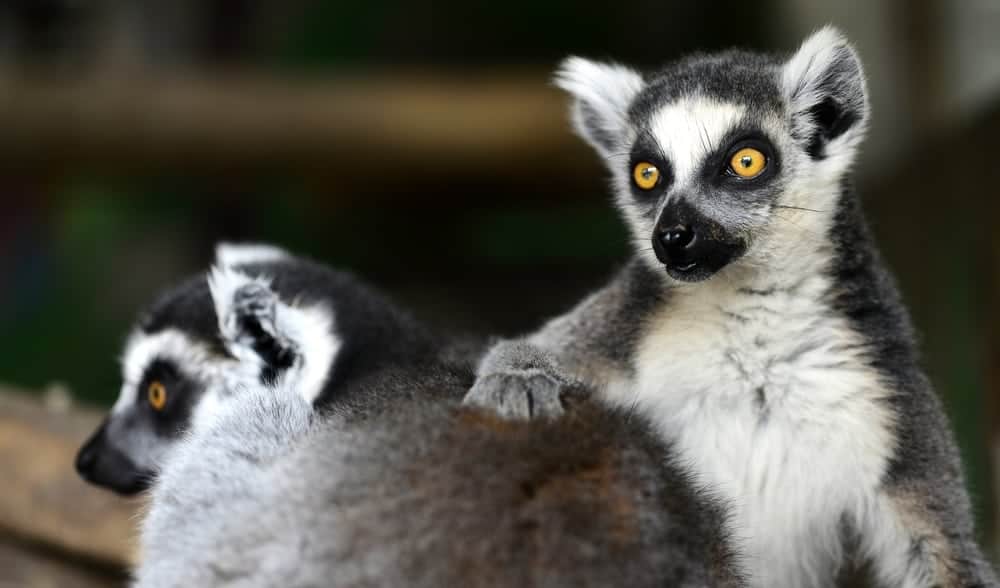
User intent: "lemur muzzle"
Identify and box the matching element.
[653,201,744,281]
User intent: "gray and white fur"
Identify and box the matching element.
[465,27,997,587]
[76,243,453,494]
[134,268,745,588]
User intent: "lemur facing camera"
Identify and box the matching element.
[134,266,744,588]
[75,243,457,495]
[465,27,998,587]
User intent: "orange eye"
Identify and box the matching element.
[729,147,767,179]
[148,381,167,411]
[633,162,661,190]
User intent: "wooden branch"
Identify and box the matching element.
[0,71,593,182]
[0,387,139,569]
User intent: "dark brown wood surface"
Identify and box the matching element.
[0,388,139,579]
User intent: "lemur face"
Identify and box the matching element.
[77,245,338,495]
[557,27,869,281]
[76,277,232,495]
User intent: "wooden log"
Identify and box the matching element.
[0,387,139,569]
[0,72,594,184]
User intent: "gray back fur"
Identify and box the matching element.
[135,363,743,587]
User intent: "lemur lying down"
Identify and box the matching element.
[76,243,461,495]
[133,264,744,588]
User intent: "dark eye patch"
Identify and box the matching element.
[137,358,197,437]
[628,130,673,200]
[699,127,780,187]
[140,359,180,395]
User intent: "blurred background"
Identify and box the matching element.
[0,0,998,585]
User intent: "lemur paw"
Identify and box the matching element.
[210,268,298,384]
[462,340,572,420]
[463,370,567,420]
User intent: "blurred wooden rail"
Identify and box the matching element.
[0,387,137,586]
[0,72,593,182]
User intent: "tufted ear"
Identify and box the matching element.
[554,57,644,159]
[215,242,289,268]
[208,264,340,403]
[782,26,869,161]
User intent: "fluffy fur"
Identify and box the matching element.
[76,244,449,495]
[470,27,998,587]
[140,396,746,588]
[135,331,744,588]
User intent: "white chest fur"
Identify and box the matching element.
[611,275,896,588]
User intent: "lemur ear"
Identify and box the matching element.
[781,26,869,160]
[554,57,644,158]
[208,265,286,371]
[215,242,289,268]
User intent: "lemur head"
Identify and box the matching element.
[557,26,869,282]
[75,243,307,495]
[75,273,227,494]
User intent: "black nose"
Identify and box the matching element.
[75,444,96,474]
[75,422,151,495]
[659,224,696,252]
[652,200,746,282]
[75,424,105,477]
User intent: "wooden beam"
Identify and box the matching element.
[0,388,139,569]
[0,72,592,182]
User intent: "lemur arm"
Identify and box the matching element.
[862,381,999,587]
[464,260,663,419]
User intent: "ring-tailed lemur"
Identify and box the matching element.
[75,243,456,495]
[465,27,998,587]
[134,268,745,588]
